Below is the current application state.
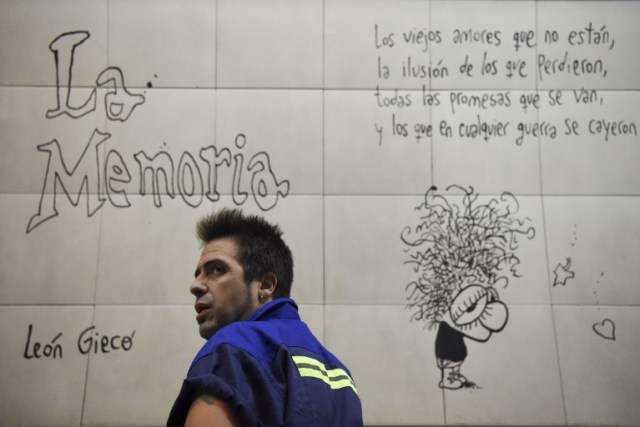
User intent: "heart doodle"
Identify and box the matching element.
[592,318,616,341]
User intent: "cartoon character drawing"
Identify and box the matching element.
[434,285,508,388]
[401,185,535,389]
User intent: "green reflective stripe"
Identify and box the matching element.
[292,355,358,395]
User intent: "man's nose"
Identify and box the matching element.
[190,279,206,296]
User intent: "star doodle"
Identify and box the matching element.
[553,257,575,287]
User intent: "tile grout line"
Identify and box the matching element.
[215,0,218,92]
[427,3,448,424]
[321,0,327,345]
[9,191,640,198]
[534,1,569,424]
[79,2,111,424]
[5,84,640,92]
[80,210,101,426]
[0,302,632,308]
[213,0,218,145]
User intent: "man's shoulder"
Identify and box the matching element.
[200,321,264,354]
[192,319,291,367]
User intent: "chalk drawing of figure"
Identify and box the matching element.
[401,185,535,390]
[435,285,508,389]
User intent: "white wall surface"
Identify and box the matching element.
[1,1,639,425]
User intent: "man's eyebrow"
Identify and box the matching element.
[195,259,228,278]
[194,260,209,278]
[194,261,209,278]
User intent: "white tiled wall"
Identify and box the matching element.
[1,1,639,426]
[109,0,217,89]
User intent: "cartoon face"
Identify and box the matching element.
[444,285,509,342]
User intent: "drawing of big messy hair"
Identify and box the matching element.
[401,185,535,329]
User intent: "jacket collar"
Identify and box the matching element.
[248,297,299,321]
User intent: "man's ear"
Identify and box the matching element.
[260,272,277,299]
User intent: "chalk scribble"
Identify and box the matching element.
[401,184,535,389]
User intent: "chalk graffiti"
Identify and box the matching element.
[26,31,290,233]
[593,318,616,341]
[553,257,575,287]
[46,31,145,121]
[23,323,136,360]
[26,132,290,233]
[401,185,535,389]
[555,231,618,343]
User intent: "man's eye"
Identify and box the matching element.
[207,264,225,275]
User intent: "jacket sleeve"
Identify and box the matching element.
[167,343,284,427]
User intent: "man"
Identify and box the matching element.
[168,208,363,426]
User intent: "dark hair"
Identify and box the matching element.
[196,208,293,298]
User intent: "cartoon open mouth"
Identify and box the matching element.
[448,285,509,342]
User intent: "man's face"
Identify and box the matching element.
[190,237,260,339]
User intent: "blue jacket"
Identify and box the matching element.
[168,298,363,426]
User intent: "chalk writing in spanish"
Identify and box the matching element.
[371,22,637,147]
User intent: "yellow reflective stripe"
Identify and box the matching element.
[294,359,357,394]
[292,355,358,395]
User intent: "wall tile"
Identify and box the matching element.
[298,304,324,343]
[325,195,422,305]
[539,91,640,195]
[94,195,204,305]
[82,305,202,425]
[555,305,640,425]
[431,1,537,90]
[537,1,640,90]
[325,304,445,425]
[432,90,543,195]
[0,194,100,304]
[109,0,216,89]
[0,306,93,426]
[0,86,107,194]
[544,196,640,306]
[215,89,322,196]
[0,0,107,87]
[101,87,215,199]
[324,90,432,195]
[325,0,430,90]
[217,0,322,88]
[443,305,565,425]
